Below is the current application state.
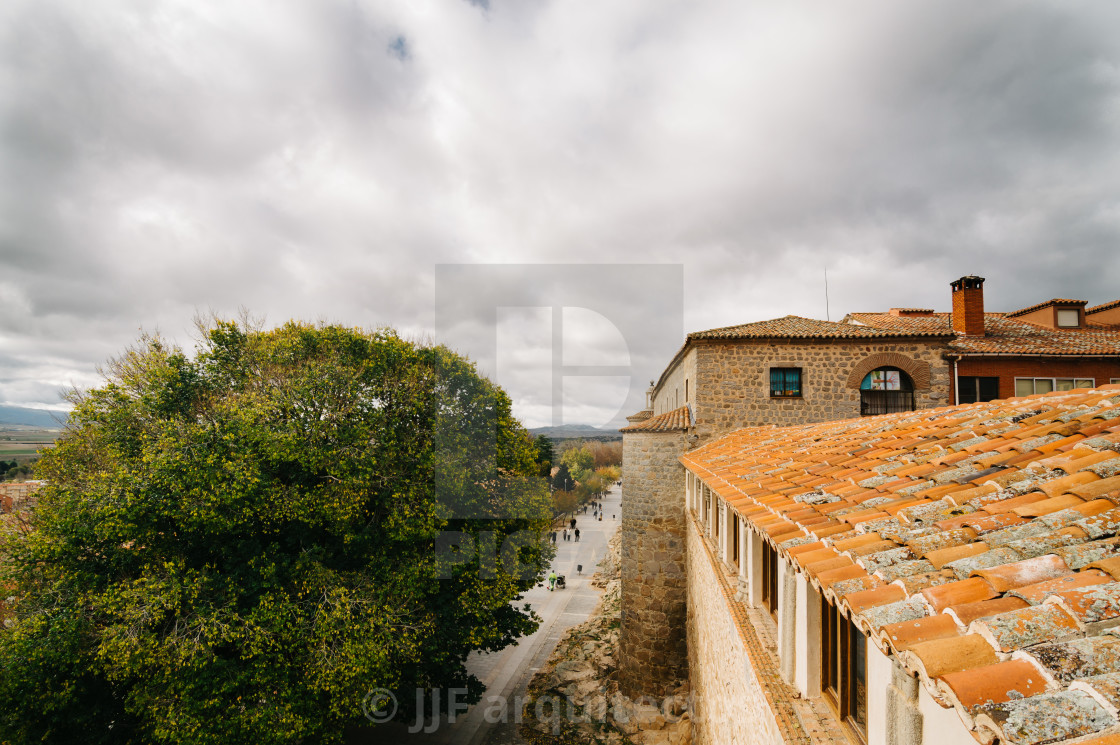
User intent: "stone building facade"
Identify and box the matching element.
[618,276,1120,742]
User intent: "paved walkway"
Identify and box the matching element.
[357,485,623,744]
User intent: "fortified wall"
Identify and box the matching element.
[618,423,690,698]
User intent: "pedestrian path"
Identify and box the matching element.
[356,484,624,744]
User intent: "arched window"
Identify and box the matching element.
[859,366,915,416]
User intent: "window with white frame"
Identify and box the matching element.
[1015,377,1094,396]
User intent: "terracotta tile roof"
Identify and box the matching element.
[619,405,691,433]
[1006,299,1089,318]
[682,384,1120,745]
[847,312,1120,356]
[687,315,954,340]
[1089,299,1120,314]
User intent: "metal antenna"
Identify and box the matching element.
[824,268,831,321]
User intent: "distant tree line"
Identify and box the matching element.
[544,440,622,519]
[0,459,34,482]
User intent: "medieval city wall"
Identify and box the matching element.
[686,517,784,745]
[619,429,689,698]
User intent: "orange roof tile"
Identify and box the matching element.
[847,311,1120,356]
[682,384,1120,743]
[619,405,691,432]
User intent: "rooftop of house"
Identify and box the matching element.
[687,314,954,341]
[619,405,691,433]
[846,312,1120,356]
[681,384,1120,745]
[1090,300,1120,315]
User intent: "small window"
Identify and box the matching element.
[770,367,802,397]
[1016,377,1095,396]
[821,599,868,740]
[959,376,1000,404]
[1112,379,1120,385]
[1057,309,1080,327]
[685,379,689,402]
[860,366,915,415]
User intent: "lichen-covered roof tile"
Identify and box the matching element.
[944,547,1024,581]
[859,595,930,632]
[1046,582,1120,627]
[974,690,1115,745]
[1023,635,1120,684]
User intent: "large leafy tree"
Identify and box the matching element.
[0,321,552,745]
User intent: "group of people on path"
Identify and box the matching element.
[548,490,620,589]
[549,525,580,544]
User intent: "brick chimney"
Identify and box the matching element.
[951,275,986,336]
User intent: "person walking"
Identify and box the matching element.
[548,570,557,591]
[575,528,580,542]
[550,531,556,544]
[563,528,568,541]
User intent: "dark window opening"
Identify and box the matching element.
[770,367,802,397]
[821,599,868,741]
[958,376,1000,404]
[859,366,914,416]
[761,541,778,619]
[732,516,740,568]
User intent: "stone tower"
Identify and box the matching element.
[618,392,691,698]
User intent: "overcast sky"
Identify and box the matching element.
[3,1,1120,429]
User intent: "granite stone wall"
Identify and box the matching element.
[619,429,690,698]
[691,339,951,442]
[686,518,785,745]
[652,347,698,417]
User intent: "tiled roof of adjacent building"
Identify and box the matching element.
[1006,298,1089,317]
[619,405,691,433]
[682,385,1120,745]
[1090,300,1120,314]
[847,312,1120,356]
[688,315,954,341]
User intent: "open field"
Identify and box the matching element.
[0,428,59,463]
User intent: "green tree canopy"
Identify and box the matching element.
[559,443,594,484]
[533,434,554,480]
[0,321,552,745]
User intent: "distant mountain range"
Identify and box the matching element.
[0,405,68,429]
[528,423,621,440]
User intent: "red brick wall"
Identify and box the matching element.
[952,357,1120,402]
[951,286,985,336]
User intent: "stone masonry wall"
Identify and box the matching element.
[653,347,698,417]
[619,430,689,698]
[692,339,951,443]
[686,517,785,745]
